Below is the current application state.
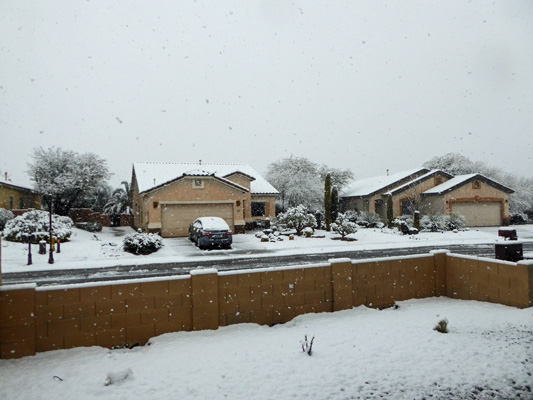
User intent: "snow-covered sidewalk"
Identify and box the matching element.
[0,297,531,400]
[2,225,533,274]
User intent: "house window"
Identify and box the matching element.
[9,196,13,210]
[251,202,265,217]
[193,179,204,189]
[401,199,416,215]
[472,180,481,189]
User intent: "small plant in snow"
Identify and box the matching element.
[277,205,317,235]
[301,335,315,356]
[420,214,447,232]
[303,226,314,237]
[357,211,383,228]
[123,232,163,255]
[0,208,15,231]
[331,213,357,239]
[445,213,466,231]
[434,318,449,333]
[3,210,73,242]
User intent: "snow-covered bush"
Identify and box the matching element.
[277,205,317,235]
[0,208,15,231]
[331,213,357,239]
[446,213,466,231]
[303,226,314,237]
[393,217,411,235]
[357,211,383,228]
[123,232,163,255]
[510,212,528,225]
[75,221,103,232]
[433,319,449,334]
[420,214,447,232]
[344,210,358,223]
[3,210,73,242]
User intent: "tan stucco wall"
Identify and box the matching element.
[136,177,249,230]
[0,183,41,210]
[391,173,451,217]
[421,180,510,219]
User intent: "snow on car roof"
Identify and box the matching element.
[342,168,428,197]
[133,162,279,195]
[196,217,230,230]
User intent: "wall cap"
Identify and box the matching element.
[430,249,450,255]
[517,260,533,266]
[329,258,352,264]
[0,283,37,292]
[190,268,218,276]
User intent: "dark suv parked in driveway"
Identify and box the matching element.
[188,217,232,250]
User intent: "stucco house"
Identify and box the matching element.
[341,169,513,226]
[0,175,41,211]
[132,162,278,237]
[421,173,514,226]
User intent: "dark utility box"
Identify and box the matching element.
[495,242,523,262]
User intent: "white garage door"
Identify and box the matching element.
[451,202,501,227]
[161,203,234,237]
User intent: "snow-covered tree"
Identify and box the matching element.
[277,205,317,235]
[72,181,113,213]
[324,174,332,231]
[331,186,339,224]
[266,156,354,212]
[104,181,133,216]
[27,147,112,216]
[3,210,73,242]
[331,213,357,239]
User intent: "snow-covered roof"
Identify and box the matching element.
[133,162,279,195]
[342,168,429,197]
[423,173,514,195]
[0,178,36,192]
[384,170,452,195]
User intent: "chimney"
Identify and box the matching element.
[199,159,202,165]
[153,178,156,185]
[386,169,389,176]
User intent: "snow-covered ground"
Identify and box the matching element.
[0,297,531,400]
[2,225,533,274]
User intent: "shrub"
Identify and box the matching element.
[420,214,447,232]
[303,227,314,237]
[433,319,449,333]
[331,213,357,239]
[277,205,317,235]
[75,221,103,232]
[3,210,73,242]
[0,208,15,231]
[357,211,383,228]
[300,335,315,356]
[413,211,420,231]
[510,212,528,225]
[123,232,163,255]
[344,210,358,223]
[446,213,466,231]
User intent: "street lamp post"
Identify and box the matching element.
[48,196,54,264]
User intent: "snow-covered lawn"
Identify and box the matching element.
[2,225,533,274]
[0,298,531,400]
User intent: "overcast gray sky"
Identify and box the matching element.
[1,0,532,188]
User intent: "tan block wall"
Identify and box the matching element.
[1,254,531,359]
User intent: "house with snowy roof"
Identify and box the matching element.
[131,162,279,237]
[0,173,41,211]
[341,169,513,226]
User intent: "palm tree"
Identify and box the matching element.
[104,181,133,216]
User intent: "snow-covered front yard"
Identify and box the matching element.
[2,225,533,274]
[0,297,531,400]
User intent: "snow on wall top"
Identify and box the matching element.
[383,170,451,195]
[133,162,279,195]
[341,168,428,197]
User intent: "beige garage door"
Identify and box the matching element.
[161,203,234,237]
[451,202,501,227]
